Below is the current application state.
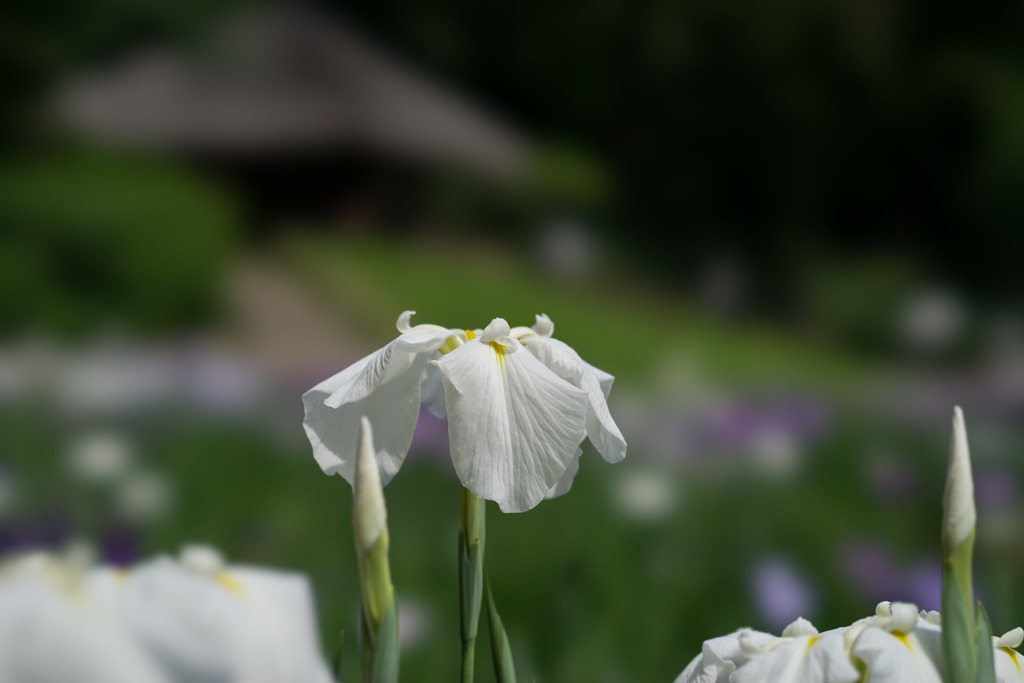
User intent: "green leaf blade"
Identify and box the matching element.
[975,602,996,683]
[485,572,517,683]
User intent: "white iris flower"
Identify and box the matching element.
[676,601,1024,683]
[732,618,859,683]
[844,601,943,683]
[993,627,1024,682]
[303,311,626,513]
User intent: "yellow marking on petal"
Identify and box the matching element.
[114,568,130,583]
[216,572,245,596]
[805,637,819,651]
[465,329,476,340]
[1001,648,1023,677]
[489,342,506,372]
[892,631,912,651]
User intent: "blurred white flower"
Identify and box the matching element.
[114,470,175,522]
[66,432,134,485]
[749,428,801,478]
[304,311,625,513]
[92,544,335,683]
[0,552,169,683]
[897,288,964,353]
[612,468,678,522]
[397,596,434,652]
[0,546,335,683]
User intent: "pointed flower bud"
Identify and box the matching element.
[943,406,976,553]
[354,417,387,555]
[352,417,395,638]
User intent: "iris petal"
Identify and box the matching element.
[522,336,626,463]
[303,353,432,485]
[438,338,587,513]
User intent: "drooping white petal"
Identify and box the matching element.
[321,330,448,409]
[437,334,588,513]
[732,627,859,683]
[303,351,434,485]
[521,335,626,463]
[545,447,582,500]
[674,628,776,683]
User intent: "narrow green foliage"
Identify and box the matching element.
[368,600,400,683]
[485,572,518,683]
[360,601,374,682]
[974,602,996,683]
[332,629,345,682]
[941,560,976,683]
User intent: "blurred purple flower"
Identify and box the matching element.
[750,557,817,631]
[865,456,919,500]
[101,525,141,566]
[0,516,71,554]
[903,560,942,612]
[838,539,902,602]
[409,406,450,458]
[975,468,1018,511]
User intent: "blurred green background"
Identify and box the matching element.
[3,1,1024,681]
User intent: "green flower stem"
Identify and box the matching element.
[359,528,394,640]
[459,487,486,683]
[943,527,975,616]
[357,528,399,683]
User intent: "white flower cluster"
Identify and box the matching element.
[676,601,1024,683]
[0,545,334,683]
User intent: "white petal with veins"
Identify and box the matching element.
[438,333,587,513]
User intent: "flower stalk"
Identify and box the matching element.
[459,486,485,683]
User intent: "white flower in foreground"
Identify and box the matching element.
[304,311,626,512]
[993,627,1024,682]
[0,552,169,683]
[676,601,1024,683]
[732,618,859,683]
[92,544,335,683]
[845,601,942,683]
[674,627,776,683]
[0,545,334,683]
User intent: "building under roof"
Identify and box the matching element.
[56,4,529,179]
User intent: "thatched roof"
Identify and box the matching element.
[56,5,528,176]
